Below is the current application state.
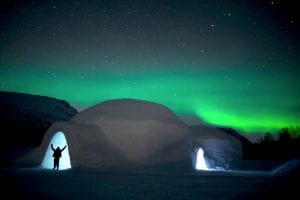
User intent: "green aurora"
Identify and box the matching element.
[1,63,299,135]
[1,0,300,136]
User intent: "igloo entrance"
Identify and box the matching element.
[192,147,209,170]
[195,148,208,170]
[41,131,71,170]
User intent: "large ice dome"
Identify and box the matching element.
[23,99,192,169]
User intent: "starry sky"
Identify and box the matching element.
[1,0,299,136]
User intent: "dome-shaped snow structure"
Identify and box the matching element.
[190,125,243,169]
[23,99,192,169]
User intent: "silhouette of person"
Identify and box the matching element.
[51,144,67,170]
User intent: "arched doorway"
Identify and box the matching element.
[41,131,71,170]
[192,147,209,170]
[195,147,208,170]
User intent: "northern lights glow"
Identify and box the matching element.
[1,1,299,136]
[2,65,299,134]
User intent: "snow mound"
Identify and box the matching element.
[190,125,243,169]
[0,91,78,147]
[271,159,300,176]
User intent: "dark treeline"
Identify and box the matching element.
[244,127,300,160]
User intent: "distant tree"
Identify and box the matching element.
[245,127,300,159]
[256,132,274,144]
[263,132,274,144]
[289,127,300,139]
[278,127,292,143]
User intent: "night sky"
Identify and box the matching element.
[1,0,299,136]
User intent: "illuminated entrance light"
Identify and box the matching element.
[41,131,71,170]
[195,147,209,170]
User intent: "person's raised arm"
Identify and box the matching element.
[51,144,55,151]
[62,145,67,151]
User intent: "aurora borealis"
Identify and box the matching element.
[1,0,299,136]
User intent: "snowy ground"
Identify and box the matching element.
[1,166,299,200]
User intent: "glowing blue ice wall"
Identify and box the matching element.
[41,131,71,170]
[196,148,208,170]
[192,147,209,170]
